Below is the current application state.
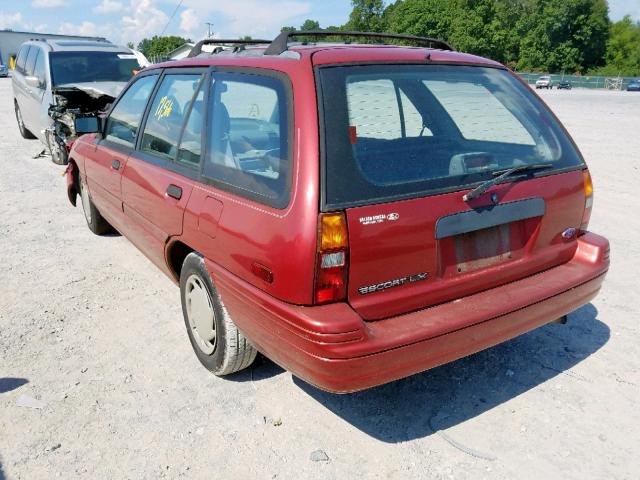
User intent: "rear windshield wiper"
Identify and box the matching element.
[463,163,553,202]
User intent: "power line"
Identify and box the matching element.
[160,0,184,37]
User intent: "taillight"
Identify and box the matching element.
[314,212,349,304]
[580,169,594,234]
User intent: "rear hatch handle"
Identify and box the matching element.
[463,163,553,203]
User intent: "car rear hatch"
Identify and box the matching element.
[316,63,588,320]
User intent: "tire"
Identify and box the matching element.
[78,174,112,235]
[14,101,36,139]
[180,253,257,376]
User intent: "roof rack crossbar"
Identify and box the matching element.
[263,30,453,56]
[188,38,272,58]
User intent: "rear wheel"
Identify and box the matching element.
[14,101,36,139]
[78,175,112,235]
[180,253,257,376]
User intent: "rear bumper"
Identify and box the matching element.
[208,232,609,393]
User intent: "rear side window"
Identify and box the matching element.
[140,74,204,163]
[24,47,39,76]
[318,65,584,209]
[105,75,158,147]
[202,72,291,209]
[33,50,47,86]
[15,46,30,73]
[425,81,533,144]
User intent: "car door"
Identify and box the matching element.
[21,46,44,138]
[85,73,159,227]
[120,69,206,271]
[12,46,31,125]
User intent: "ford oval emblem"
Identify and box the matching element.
[387,213,400,221]
[562,227,577,240]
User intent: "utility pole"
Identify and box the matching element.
[205,22,214,38]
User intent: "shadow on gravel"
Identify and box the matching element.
[227,354,286,384]
[0,377,28,394]
[295,303,609,442]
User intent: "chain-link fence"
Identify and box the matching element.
[516,72,639,90]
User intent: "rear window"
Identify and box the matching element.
[318,65,584,209]
[49,51,141,86]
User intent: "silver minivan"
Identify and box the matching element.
[12,39,146,164]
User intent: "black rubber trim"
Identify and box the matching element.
[435,198,545,239]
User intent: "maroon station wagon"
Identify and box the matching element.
[65,32,609,393]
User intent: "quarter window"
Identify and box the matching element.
[203,73,291,209]
[15,46,30,73]
[105,75,158,147]
[24,47,39,76]
[33,50,47,86]
[141,74,204,162]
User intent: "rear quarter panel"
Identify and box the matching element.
[178,59,321,305]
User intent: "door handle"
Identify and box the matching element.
[166,184,182,200]
[111,159,121,170]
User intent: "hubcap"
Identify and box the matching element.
[80,179,92,224]
[185,274,216,355]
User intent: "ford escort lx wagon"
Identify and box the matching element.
[65,32,609,393]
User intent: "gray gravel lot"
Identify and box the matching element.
[1,81,639,479]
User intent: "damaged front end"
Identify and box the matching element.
[46,83,122,165]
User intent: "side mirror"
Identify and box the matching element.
[25,75,42,89]
[75,116,102,135]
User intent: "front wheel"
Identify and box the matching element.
[78,174,112,235]
[180,253,257,376]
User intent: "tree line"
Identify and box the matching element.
[134,0,640,76]
[283,0,640,76]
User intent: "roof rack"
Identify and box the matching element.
[263,30,454,56]
[188,38,272,58]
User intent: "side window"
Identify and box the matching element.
[141,74,203,162]
[24,47,39,76]
[424,81,534,145]
[346,79,431,140]
[176,83,205,166]
[33,51,47,87]
[202,72,291,209]
[347,79,401,140]
[15,46,30,73]
[105,75,158,147]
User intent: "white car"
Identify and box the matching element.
[535,75,552,89]
[11,39,144,164]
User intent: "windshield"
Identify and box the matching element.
[50,51,141,86]
[318,64,584,209]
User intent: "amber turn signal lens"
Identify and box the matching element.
[320,213,348,250]
[583,169,593,198]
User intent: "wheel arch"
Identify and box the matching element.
[166,240,196,283]
[66,158,79,207]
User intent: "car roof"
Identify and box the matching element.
[149,43,503,71]
[24,39,130,54]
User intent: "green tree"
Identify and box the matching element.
[300,19,321,31]
[593,15,640,76]
[345,0,386,32]
[137,35,191,60]
[516,0,609,73]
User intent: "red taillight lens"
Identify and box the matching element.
[580,169,594,234]
[314,212,349,304]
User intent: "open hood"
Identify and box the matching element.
[53,81,126,100]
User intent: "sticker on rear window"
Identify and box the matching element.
[118,54,137,59]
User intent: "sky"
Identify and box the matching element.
[0,0,639,47]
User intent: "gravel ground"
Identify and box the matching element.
[1,81,639,480]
